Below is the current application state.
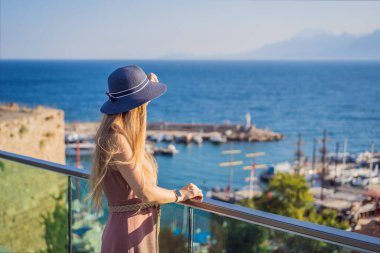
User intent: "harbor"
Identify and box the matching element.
[65,116,380,237]
[65,113,284,156]
[204,132,380,237]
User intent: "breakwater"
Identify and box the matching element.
[65,121,284,143]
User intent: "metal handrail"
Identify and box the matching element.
[1,150,379,253]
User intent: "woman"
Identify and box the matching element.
[88,65,204,253]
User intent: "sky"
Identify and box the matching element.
[1,0,380,59]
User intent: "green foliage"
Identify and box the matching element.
[307,208,349,230]
[234,172,351,252]
[253,172,349,230]
[255,172,313,220]
[239,196,255,209]
[209,213,268,253]
[159,227,187,253]
[40,191,68,253]
[273,230,341,253]
[207,172,349,253]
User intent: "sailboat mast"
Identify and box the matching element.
[370,143,375,171]
[343,138,348,170]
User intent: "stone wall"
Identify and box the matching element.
[0,103,66,253]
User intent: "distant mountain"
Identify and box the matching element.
[233,29,380,60]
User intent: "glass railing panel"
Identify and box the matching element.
[159,203,189,253]
[70,177,105,253]
[0,157,69,253]
[192,208,368,253]
[70,177,189,253]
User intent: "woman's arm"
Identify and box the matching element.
[113,133,203,204]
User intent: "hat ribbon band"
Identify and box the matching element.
[106,77,150,101]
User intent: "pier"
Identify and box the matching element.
[65,121,284,144]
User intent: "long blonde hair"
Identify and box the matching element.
[88,103,158,211]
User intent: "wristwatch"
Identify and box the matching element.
[174,189,182,202]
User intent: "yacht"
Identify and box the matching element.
[66,142,95,156]
[210,134,227,144]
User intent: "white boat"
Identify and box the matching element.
[192,135,203,145]
[66,142,95,156]
[334,173,354,186]
[351,174,379,187]
[210,134,227,144]
[145,142,155,155]
[154,144,179,156]
[235,183,262,198]
[150,133,164,142]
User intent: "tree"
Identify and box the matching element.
[208,213,268,253]
[238,172,350,252]
[254,172,313,220]
[308,208,349,230]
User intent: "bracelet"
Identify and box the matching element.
[173,189,179,202]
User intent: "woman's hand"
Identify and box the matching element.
[179,183,203,202]
[147,73,159,82]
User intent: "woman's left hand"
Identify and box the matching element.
[147,73,159,83]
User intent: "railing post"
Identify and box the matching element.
[67,176,72,253]
[187,206,194,253]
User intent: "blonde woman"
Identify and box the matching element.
[88,65,203,253]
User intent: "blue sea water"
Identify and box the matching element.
[1,60,379,191]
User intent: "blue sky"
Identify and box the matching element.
[1,0,380,59]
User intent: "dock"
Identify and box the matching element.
[65,121,284,144]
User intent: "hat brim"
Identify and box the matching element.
[100,81,167,115]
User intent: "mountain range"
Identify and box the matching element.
[161,29,380,60]
[233,29,380,60]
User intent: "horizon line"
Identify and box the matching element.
[1,58,380,62]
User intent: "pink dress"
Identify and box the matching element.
[101,167,160,253]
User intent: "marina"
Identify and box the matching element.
[202,132,380,236]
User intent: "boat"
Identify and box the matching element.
[235,184,262,199]
[334,174,354,186]
[192,135,203,145]
[163,134,174,142]
[65,132,88,144]
[145,142,155,155]
[66,142,95,156]
[149,133,164,142]
[351,175,378,187]
[259,162,292,182]
[154,144,179,156]
[209,133,227,144]
[174,133,192,144]
[206,186,242,204]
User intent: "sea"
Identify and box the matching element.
[1,60,379,192]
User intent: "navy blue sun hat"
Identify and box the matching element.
[100,65,167,115]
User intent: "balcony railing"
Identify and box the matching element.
[0,149,379,253]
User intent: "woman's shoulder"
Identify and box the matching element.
[113,132,132,154]
[107,132,133,173]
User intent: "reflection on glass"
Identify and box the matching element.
[194,208,367,253]
[159,203,188,253]
[71,177,105,253]
[70,179,189,253]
